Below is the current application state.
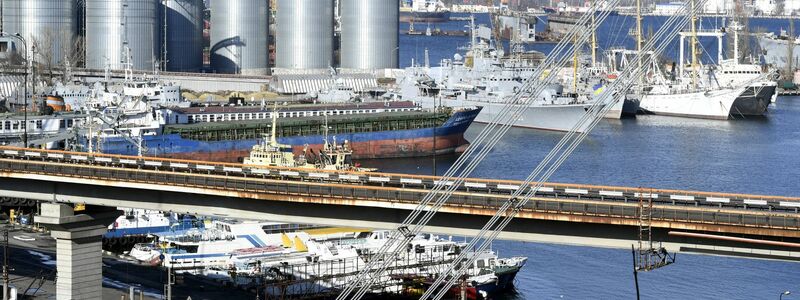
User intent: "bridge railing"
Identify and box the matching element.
[1,146,799,213]
[1,154,798,236]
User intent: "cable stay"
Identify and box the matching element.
[337,1,626,299]
[419,2,712,299]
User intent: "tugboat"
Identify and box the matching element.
[243,112,376,172]
[468,252,527,297]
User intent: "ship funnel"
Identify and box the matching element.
[294,236,308,252]
[281,233,294,248]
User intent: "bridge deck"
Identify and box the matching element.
[0,146,798,241]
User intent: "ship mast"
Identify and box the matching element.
[591,1,597,66]
[573,34,579,94]
[690,0,698,89]
[636,0,643,96]
[270,103,278,145]
[788,20,795,76]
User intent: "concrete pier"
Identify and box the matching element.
[35,203,119,300]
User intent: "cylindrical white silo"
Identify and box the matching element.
[340,0,399,70]
[275,0,334,70]
[86,0,159,70]
[210,0,269,75]
[1,0,78,66]
[164,0,205,72]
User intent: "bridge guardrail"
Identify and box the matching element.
[0,154,798,235]
[0,146,799,213]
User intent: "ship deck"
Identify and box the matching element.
[163,110,454,141]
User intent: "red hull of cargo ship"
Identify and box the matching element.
[154,133,469,163]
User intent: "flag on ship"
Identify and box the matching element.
[593,83,605,95]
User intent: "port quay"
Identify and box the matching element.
[0,0,798,299]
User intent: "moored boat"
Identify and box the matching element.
[400,16,593,133]
[639,21,776,119]
[758,30,800,71]
[243,110,378,172]
[400,0,451,23]
[96,104,481,162]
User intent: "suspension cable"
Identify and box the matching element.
[423,3,710,299]
[337,1,626,299]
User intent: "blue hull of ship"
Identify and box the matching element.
[94,108,481,161]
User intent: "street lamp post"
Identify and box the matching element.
[781,291,791,300]
[1,32,28,147]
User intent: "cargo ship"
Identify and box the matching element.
[34,66,481,162]
[400,0,451,23]
[96,103,481,162]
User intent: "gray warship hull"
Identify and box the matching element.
[416,97,593,133]
[758,35,800,70]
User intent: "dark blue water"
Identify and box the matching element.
[365,100,800,299]
[378,13,800,299]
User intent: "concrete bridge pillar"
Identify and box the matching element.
[35,203,120,300]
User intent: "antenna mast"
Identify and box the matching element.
[591,1,597,66]
[636,0,643,96]
[162,0,168,71]
[573,35,579,93]
[690,0,698,89]
[270,107,278,145]
[788,20,795,76]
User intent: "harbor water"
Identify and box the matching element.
[368,13,800,299]
[400,13,800,68]
[364,98,800,299]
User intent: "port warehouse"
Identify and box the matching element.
[0,0,399,76]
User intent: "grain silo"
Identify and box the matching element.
[1,0,78,66]
[86,0,159,70]
[164,0,205,72]
[340,0,399,70]
[275,0,334,70]
[210,0,269,75]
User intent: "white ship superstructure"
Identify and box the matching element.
[157,220,307,268]
[400,17,594,132]
[21,59,189,152]
[0,112,85,148]
[227,230,526,298]
[639,20,776,119]
[52,57,185,112]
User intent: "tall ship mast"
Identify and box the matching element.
[561,0,640,120]
[638,0,778,120]
[400,15,596,133]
